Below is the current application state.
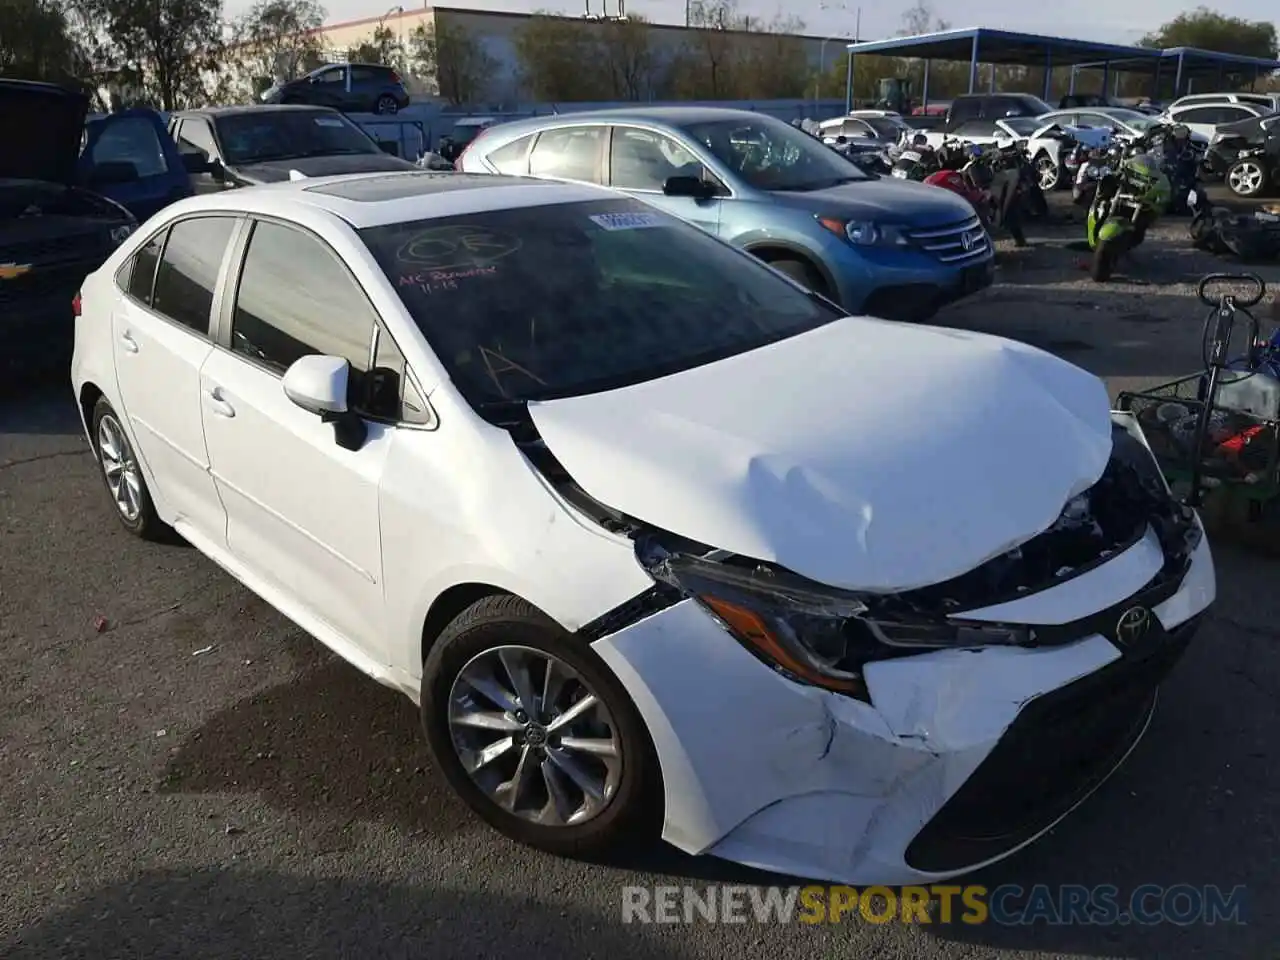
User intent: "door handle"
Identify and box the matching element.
[205,386,236,418]
[119,331,139,353]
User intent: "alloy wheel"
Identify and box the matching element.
[97,414,143,523]
[1229,161,1264,196]
[1036,156,1059,191]
[446,644,623,827]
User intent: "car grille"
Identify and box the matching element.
[905,215,990,263]
[903,612,1203,874]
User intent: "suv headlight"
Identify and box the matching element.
[818,217,910,248]
[639,545,1028,700]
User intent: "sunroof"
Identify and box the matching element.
[304,172,543,202]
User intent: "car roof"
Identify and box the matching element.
[171,104,343,119]
[149,171,614,229]
[474,105,778,140]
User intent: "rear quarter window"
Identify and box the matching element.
[485,134,535,174]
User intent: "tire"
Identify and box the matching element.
[1035,153,1061,191]
[374,95,399,115]
[90,398,168,540]
[767,256,832,300]
[421,594,660,858]
[1227,158,1266,198]
[1091,236,1120,282]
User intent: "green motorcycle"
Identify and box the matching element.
[1086,152,1171,282]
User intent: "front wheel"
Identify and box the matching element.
[421,595,660,858]
[1035,153,1061,191]
[1091,235,1123,282]
[1227,157,1267,197]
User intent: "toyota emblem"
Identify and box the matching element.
[1114,606,1152,646]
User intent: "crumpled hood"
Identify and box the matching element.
[528,318,1114,593]
[232,152,417,183]
[766,176,976,226]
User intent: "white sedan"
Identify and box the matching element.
[1038,106,1208,145]
[71,171,1215,884]
[922,117,1103,189]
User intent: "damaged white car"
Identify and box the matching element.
[72,171,1215,884]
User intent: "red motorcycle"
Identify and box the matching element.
[924,168,992,224]
[923,144,1027,246]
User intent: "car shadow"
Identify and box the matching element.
[0,867,685,960]
[0,379,82,436]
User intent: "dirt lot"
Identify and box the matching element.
[2,198,1279,959]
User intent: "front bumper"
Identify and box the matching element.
[859,255,995,321]
[591,525,1214,885]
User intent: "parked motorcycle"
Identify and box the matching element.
[1086,152,1171,282]
[922,144,1028,245]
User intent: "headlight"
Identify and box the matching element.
[638,542,1029,700]
[817,216,910,248]
[109,224,135,245]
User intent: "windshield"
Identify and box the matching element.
[1000,117,1041,136]
[681,115,870,190]
[216,111,380,165]
[359,198,842,405]
[864,116,909,139]
[1099,109,1156,129]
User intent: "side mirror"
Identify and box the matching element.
[181,151,210,174]
[282,355,367,451]
[206,158,227,182]
[663,175,715,200]
[378,140,400,156]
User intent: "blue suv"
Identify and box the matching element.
[458,107,994,321]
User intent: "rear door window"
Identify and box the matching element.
[949,99,982,124]
[1174,106,1222,125]
[528,126,607,183]
[150,216,237,335]
[485,134,535,174]
[121,229,166,305]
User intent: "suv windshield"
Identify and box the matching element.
[215,111,380,165]
[359,198,841,405]
[681,115,870,191]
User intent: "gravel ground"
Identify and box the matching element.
[2,192,1279,959]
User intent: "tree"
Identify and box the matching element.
[674,0,743,98]
[348,25,399,66]
[513,14,597,101]
[597,16,654,100]
[1141,7,1277,60]
[407,20,492,105]
[86,0,225,109]
[230,0,325,88]
[0,0,92,84]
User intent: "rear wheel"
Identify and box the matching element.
[1227,158,1266,197]
[374,94,399,115]
[91,398,168,540]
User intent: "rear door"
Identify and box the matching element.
[111,215,240,540]
[80,109,191,221]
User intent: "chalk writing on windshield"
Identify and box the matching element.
[396,225,521,270]
[398,264,497,294]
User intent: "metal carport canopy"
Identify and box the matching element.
[842,27,1163,109]
[1159,46,1280,85]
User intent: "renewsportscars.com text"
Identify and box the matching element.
[620,884,1248,926]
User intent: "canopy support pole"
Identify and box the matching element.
[922,58,931,106]
[845,51,854,112]
[1043,49,1053,102]
[1101,60,1110,96]
[1174,51,1184,97]
[968,32,979,93]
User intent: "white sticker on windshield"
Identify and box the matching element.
[589,212,665,231]
[314,117,345,127]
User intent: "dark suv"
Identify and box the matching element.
[260,63,410,115]
[944,94,1055,129]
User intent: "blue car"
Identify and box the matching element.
[260,63,411,115]
[82,107,197,221]
[458,107,994,321]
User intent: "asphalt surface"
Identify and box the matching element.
[3,193,1280,959]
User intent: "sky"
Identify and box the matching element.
[218,0,1275,47]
